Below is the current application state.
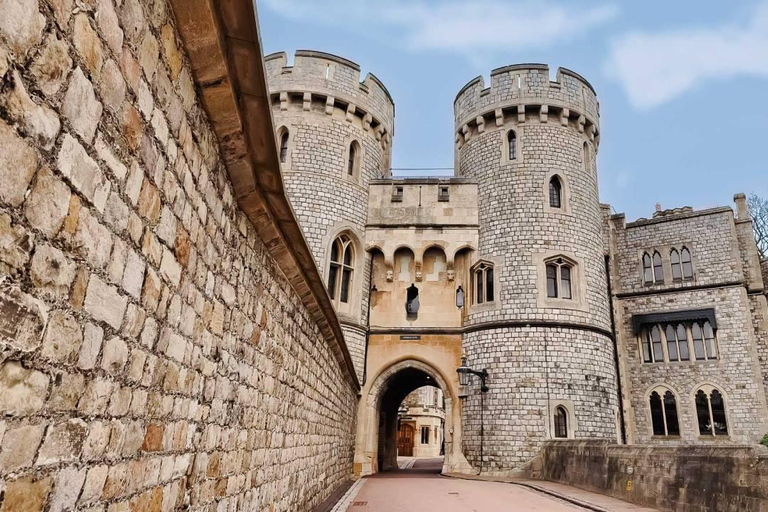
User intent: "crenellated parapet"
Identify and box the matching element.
[265,50,395,142]
[454,64,599,148]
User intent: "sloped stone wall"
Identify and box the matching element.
[529,440,768,512]
[0,0,357,510]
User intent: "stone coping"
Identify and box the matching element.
[169,0,359,389]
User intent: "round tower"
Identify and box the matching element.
[265,50,395,381]
[454,64,618,473]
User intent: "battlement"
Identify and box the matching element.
[265,50,395,132]
[453,64,599,141]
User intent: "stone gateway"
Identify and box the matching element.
[1,0,767,510]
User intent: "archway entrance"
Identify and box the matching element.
[354,357,474,477]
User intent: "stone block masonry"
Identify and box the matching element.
[528,440,768,512]
[0,1,357,511]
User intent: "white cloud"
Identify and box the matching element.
[261,0,617,57]
[606,3,768,110]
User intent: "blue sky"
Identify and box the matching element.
[258,0,768,221]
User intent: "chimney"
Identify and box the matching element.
[655,202,662,213]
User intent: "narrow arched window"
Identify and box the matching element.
[691,321,717,360]
[583,142,590,174]
[650,389,679,436]
[670,249,681,280]
[347,141,360,177]
[652,251,663,283]
[549,176,562,208]
[279,130,289,164]
[328,235,354,305]
[642,325,664,363]
[642,253,653,283]
[554,406,568,438]
[473,262,494,304]
[546,263,558,298]
[681,248,693,279]
[696,387,728,436]
[406,284,420,319]
[507,131,517,160]
[545,257,573,299]
[664,324,690,362]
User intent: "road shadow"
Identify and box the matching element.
[370,457,444,479]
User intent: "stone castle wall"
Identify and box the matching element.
[0,2,357,511]
[266,51,396,381]
[529,440,768,512]
[609,207,768,444]
[462,327,618,473]
[455,64,617,473]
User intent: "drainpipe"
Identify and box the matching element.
[605,255,627,444]
[362,253,374,386]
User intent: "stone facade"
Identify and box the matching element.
[455,65,618,474]
[269,47,768,481]
[0,1,358,511]
[3,0,768,506]
[608,201,768,445]
[265,51,395,381]
[398,386,445,458]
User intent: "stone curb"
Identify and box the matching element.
[441,473,610,512]
[330,479,367,512]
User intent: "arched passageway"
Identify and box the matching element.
[376,366,440,471]
[354,358,473,477]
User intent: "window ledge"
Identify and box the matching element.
[651,435,682,440]
[697,435,731,441]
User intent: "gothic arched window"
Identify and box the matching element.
[473,262,494,304]
[652,251,663,283]
[642,253,653,283]
[681,247,693,279]
[279,130,289,164]
[347,141,360,178]
[670,249,681,280]
[549,176,562,208]
[554,406,568,438]
[328,235,354,305]
[665,324,690,362]
[507,130,517,160]
[649,388,680,436]
[545,257,572,299]
[695,386,728,436]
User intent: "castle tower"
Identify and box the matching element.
[454,65,618,473]
[265,51,395,380]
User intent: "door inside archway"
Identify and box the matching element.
[397,423,414,456]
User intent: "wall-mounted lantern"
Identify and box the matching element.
[456,355,488,392]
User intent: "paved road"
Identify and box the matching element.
[349,458,584,511]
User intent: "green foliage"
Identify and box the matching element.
[760,433,768,448]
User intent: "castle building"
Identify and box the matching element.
[396,386,445,458]
[265,50,768,477]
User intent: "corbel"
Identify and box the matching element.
[495,108,504,127]
[539,104,548,123]
[476,115,485,134]
[325,96,334,115]
[559,107,569,127]
[279,92,288,111]
[462,124,471,142]
[517,104,526,123]
[363,113,372,131]
[586,123,596,141]
[346,103,356,122]
[302,92,311,111]
[577,115,586,133]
